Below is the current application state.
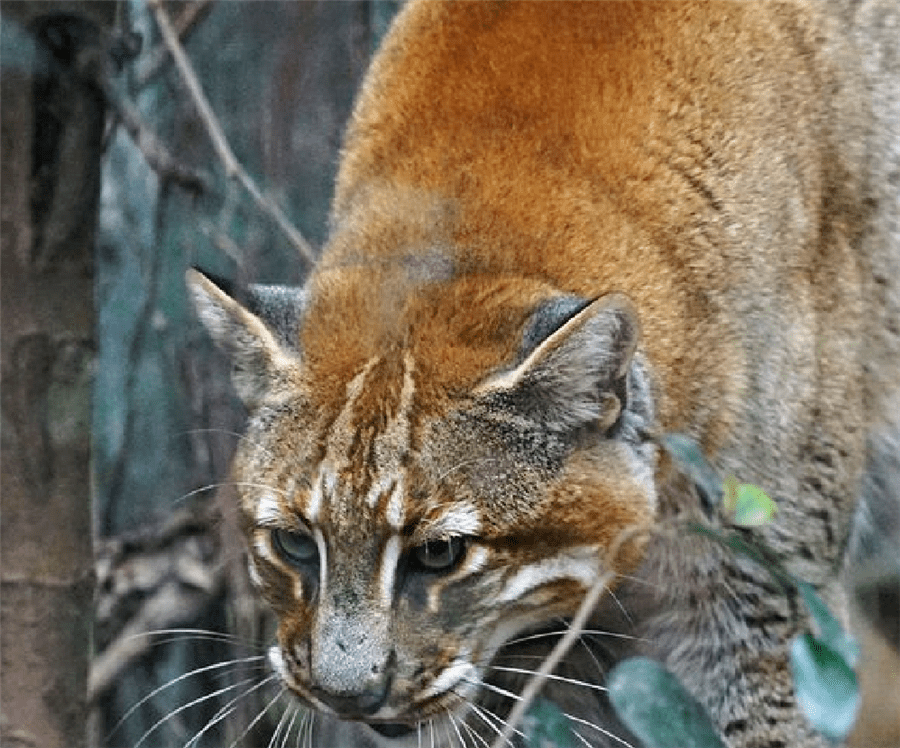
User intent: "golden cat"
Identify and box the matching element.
[188,2,899,746]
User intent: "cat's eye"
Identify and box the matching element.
[272,528,318,566]
[411,536,466,572]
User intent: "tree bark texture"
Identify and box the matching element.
[1,3,113,747]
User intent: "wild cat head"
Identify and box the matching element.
[187,266,656,738]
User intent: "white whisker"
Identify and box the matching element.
[173,480,293,505]
[179,428,275,458]
[226,683,286,748]
[574,635,606,685]
[466,677,634,748]
[487,665,608,692]
[132,626,266,650]
[502,628,643,648]
[457,714,491,748]
[109,655,266,739]
[563,712,635,748]
[571,728,594,748]
[279,705,300,748]
[606,587,634,625]
[463,679,519,709]
[466,701,519,748]
[302,710,316,748]
[266,699,292,748]
[134,676,261,748]
[185,674,277,748]
[447,709,468,748]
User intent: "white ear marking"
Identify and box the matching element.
[474,294,640,432]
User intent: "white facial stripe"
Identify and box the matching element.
[268,645,286,679]
[365,472,395,510]
[306,467,327,523]
[314,357,380,518]
[398,350,416,417]
[379,534,403,603]
[254,532,275,563]
[419,503,482,541]
[496,547,600,605]
[420,659,476,701]
[314,527,328,597]
[428,544,490,613]
[247,557,264,590]
[385,478,406,530]
[255,494,282,527]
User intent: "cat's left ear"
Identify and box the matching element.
[476,293,651,435]
[186,268,306,408]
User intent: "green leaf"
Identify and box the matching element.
[790,634,860,742]
[660,434,723,510]
[731,483,777,527]
[608,657,726,748]
[521,698,574,748]
[796,582,860,667]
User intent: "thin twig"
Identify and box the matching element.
[103,77,211,192]
[147,0,316,264]
[200,220,245,266]
[488,524,651,748]
[134,0,216,88]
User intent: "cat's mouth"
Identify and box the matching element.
[369,722,417,739]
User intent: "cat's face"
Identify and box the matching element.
[189,270,658,734]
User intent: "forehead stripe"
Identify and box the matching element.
[306,468,326,523]
[385,478,406,530]
[379,535,403,604]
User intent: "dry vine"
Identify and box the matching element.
[147,0,316,264]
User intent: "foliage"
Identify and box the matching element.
[525,434,860,747]
[660,434,861,743]
[608,658,726,748]
[522,699,575,748]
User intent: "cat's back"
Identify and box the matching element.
[307,0,870,439]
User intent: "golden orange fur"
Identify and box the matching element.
[189,2,898,746]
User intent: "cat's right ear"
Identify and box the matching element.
[186,268,305,408]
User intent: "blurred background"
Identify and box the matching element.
[1,2,896,748]
[3,2,398,746]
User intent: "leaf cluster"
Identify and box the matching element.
[522,434,860,748]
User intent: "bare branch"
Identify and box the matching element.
[134,0,216,88]
[89,578,220,703]
[90,504,225,704]
[147,0,316,264]
[200,220,246,266]
[489,523,652,748]
[103,77,211,193]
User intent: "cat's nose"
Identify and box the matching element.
[311,604,395,716]
[310,671,391,716]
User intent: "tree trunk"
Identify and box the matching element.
[1,3,112,746]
